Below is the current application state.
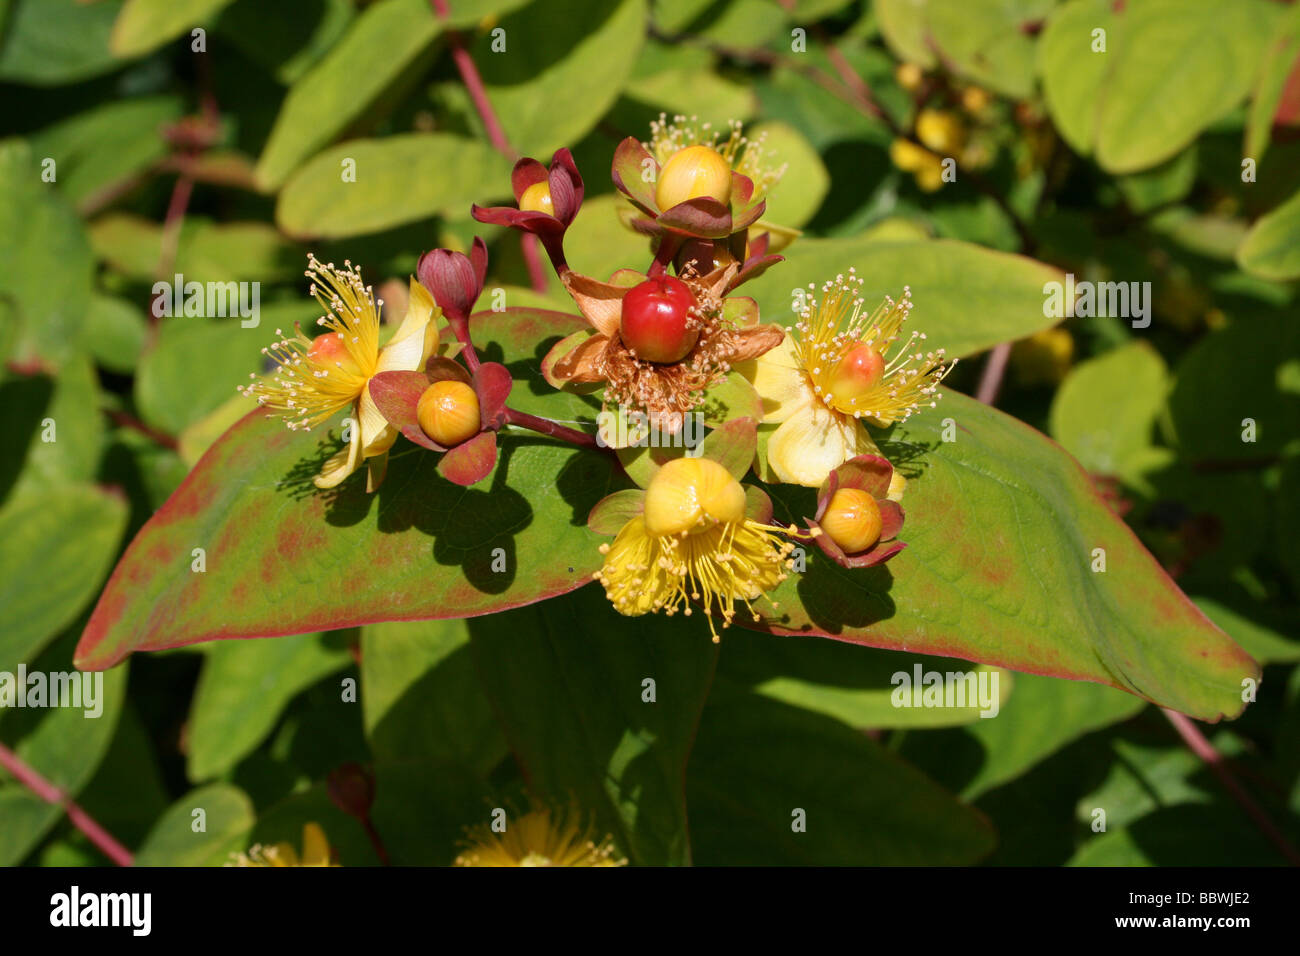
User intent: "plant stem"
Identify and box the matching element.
[0,742,134,866]
[521,234,549,293]
[975,342,1011,405]
[503,407,599,448]
[429,0,515,158]
[1162,708,1300,866]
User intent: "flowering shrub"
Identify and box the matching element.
[1,0,1297,870]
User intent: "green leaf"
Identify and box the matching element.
[133,783,255,866]
[1237,185,1300,281]
[1244,3,1300,160]
[556,195,653,285]
[741,236,1065,357]
[89,214,300,283]
[110,0,237,58]
[753,390,1258,721]
[0,0,125,85]
[187,632,353,780]
[0,634,127,865]
[75,309,619,669]
[275,134,513,239]
[1039,0,1278,174]
[721,628,1010,728]
[0,140,94,367]
[464,0,647,158]
[8,355,105,493]
[685,683,995,864]
[363,618,505,776]
[747,121,829,230]
[30,97,184,208]
[1049,341,1168,480]
[134,318,268,437]
[83,293,147,374]
[1193,596,1300,666]
[468,585,718,865]
[0,485,127,670]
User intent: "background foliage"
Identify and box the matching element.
[1,0,1298,866]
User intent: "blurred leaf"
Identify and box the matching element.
[1193,596,1300,666]
[134,783,254,865]
[467,586,716,865]
[135,319,266,436]
[1115,147,1197,214]
[84,294,147,374]
[721,629,1009,728]
[75,309,619,669]
[748,121,829,230]
[111,0,237,58]
[466,0,647,158]
[0,0,125,86]
[1049,340,1168,480]
[89,214,300,282]
[8,355,105,493]
[276,134,512,239]
[742,236,1065,357]
[1165,316,1300,461]
[187,632,352,781]
[363,618,505,776]
[562,195,654,284]
[217,0,355,86]
[1277,456,1300,593]
[685,683,995,864]
[1244,1,1300,160]
[30,97,183,208]
[0,635,127,865]
[754,390,1259,721]
[0,140,94,366]
[878,0,1051,98]
[0,485,127,670]
[1040,0,1277,173]
[254,0,530,189]
[1237,185,1300,281]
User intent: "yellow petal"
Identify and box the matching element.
[375,292,436,375]
[767,400,880,487]
[357,384,398,457]
[300,823,332,867]
[314,416,364,489]
[738,335,812,424]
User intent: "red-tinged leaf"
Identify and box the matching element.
[743,390,1259,722]
[730,197,767,233]
[437,430,497,487]
[611,136,657,214]
[75,309,619,670]
[730,170,755,207]
[701,417,757,481]
[472,362,513,429]
[877,499,904,541]
[745,485,774,524]
[368,370,429,429]
[587,488,645,534]
[657,197,731,238]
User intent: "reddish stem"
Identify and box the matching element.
[521,234,549,293]
[0,742,134,867]
[1162,709,1300,866]
[503,407,599,448]
[975,342,1011,405]
[429,0,515,158]
[106,408,180,451]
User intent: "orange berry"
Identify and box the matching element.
[417,380,480,447]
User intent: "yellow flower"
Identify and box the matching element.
[240,256,439,492]
[741,271,953,487]
[454,806,626,867]
[594,458,798,641]
[228,822,337,867]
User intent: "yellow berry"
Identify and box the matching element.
[820,488,883,554]
[519,181,554,214]
[644,457,746,537]
[889,138,929,173]
[417,380,480,447]
[916,108,965,155]
[895,62,924,91]
[655,145,732,211]
[961,86,991,114]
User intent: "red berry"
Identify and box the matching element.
[619,276,699,364]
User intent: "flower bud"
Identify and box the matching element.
[826,342,885,403]
[644,457,746,537]
[417,380,480,447]
[655,145,732,211]
[519,181,554,215]
[820,488,883,554]
[307,331,364,378]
